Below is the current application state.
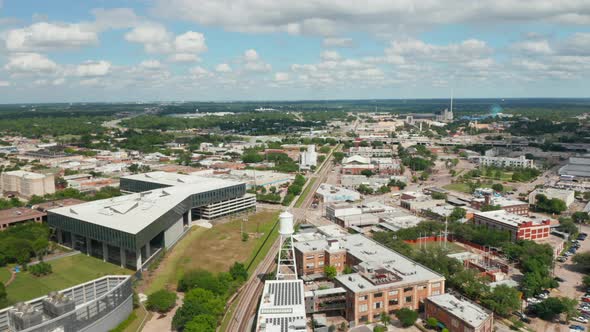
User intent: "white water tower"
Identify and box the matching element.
[276,211,297,280]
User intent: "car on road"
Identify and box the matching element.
[570,325,585,332]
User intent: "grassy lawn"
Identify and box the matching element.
[145,209,280,294]
[122,306,152,332]
[5,254,130,305]
[409,241,465,254]
[443,183,472,193]
[295,177,317,208]
[0,267,11,284]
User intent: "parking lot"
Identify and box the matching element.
[528,224,590,332]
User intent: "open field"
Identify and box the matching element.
[0,268,11,284]
[443,183,472,193]
[409,241,465,254]
[5,254,130,305]
[144,209,280,294]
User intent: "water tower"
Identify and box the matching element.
[276,211,298,280]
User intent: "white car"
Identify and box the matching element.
[574,317,589,324]
[527,298,541,304]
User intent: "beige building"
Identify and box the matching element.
[1,170,55,198]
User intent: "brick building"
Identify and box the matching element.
[425,293,493,332]
[473,210,551,242]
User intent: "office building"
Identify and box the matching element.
[1,171,55,198]
[48,175,254,270]
[299,145,318,170]
[473,210,550,242]
[559,156,590,178]
[294,234,445,325]
[468,155,534,168]
[315,184,361,203]
[425,293,493,332]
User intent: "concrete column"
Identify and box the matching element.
[136,251,142,271]
[57,229,63,244]
[86,237,91,256]
[120,247,126,268]
[146,242,151,258]
[102,242,108,262]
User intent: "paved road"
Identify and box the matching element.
[224,145,339,332]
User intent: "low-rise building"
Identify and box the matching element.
[559,156,590,178]
[471,193,529,216]
[0,207,45,230]
[528,187,575,207]
[255,279,307,332]
[347,147,393,158]
[316,184,361,203]
[425,293,494,332]
[473,210,551,242]
[294,234,445,325]
[1,170,55,198]
[468,155,534,168]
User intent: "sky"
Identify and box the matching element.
[1,0,590,103]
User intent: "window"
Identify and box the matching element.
[359,295,367,301]
[404,287,413,292]
[388,290,398,296]
[359,304,368,312]
[360,315,368,322]
[306,255,314,260]
[405,296,412,303]
[389,299,399,306]
[373,301,382,309]
[451,319,459,327]
[318,261,324,266]
[432,282,441,288]
[373,292,383,298]
[432,290,440,296]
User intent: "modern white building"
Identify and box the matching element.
[299,145,318,170]
[315,184,361,203]
[559,156,590,178]
[256,279,307,332]
[468,155,534,168]
[49,173,255,270]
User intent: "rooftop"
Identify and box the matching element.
[257,280,306,332]
[1,170,48,179]
[427,293,492,328]
[0,207,45,226]
[122,171,219,187]
[295,234,444,293]
[474,210,548,227]
[49,177,243,234]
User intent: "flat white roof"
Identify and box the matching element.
[427,293,491,328]
[257,280,306,332]
[2,170,48,179]
[474,210,544,228]
[49,176,243,234]
[295,234,444,293]
[122,171,236,187]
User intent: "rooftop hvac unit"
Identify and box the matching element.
[43,291,75,317]
[9,302,43,331]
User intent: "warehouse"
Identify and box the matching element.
[48,174,254,270]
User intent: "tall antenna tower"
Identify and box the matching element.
[276,211,297,280]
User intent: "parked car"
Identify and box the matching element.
[573,317,589,324]
[557,257,567,262]
[537,293,549,300]
[514,311,527,320]
[570,325,585,331]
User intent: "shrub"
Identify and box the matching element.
[146,289,176,313]
[396,308,418,327]
[29,262,52,276]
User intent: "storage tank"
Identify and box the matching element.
[279,211,294,235]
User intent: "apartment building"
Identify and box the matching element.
[294,234,445,325]
[473,210,551,242]
[528,187,575,207]
[425,293,494,332]
[0,170,55,198]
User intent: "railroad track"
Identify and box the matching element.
[224,145,340,332]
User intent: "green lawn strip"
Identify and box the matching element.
[0,268,11,284]
[443,183,472,193]
[6,254,130,305]
[219,299,239,332]
[295,177,317,208]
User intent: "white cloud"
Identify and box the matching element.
[125,23,172,53]
[320,50,341,61]
[76,60,111,77]
[168,53,201,62]
[0,80,10,87]
[140,60,162,69]
[91,8,140,30]
[274,72,289,82]
[4,53,58,73]
[322,37,353,48]
[5,22,98,51]
[560,33,590,55]
[153,0,590,36]
[242,49,271,72]
[174,31,207,53]
[215,63,232,73]
[510,40,553,55]
[189,66,212,78]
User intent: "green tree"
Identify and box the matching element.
[146,290,177,313]
[378,186,391,194]
[572,251,590,272]
[360,169,374,177]
[491,183,504,192]
[481,284,520,317]
[184,314,217,332]
[324,265,337,280]
[356,184,374,195]
[229,262,248,281]
[0,281,6,305]
[333,152,345,163]
[572,211,589,224]
[582,275,590,288]
[396,308,418,327]
[532,297,565,321]
[426,317,439,329]
[557,218,578,237]
[449,207,466,222]
[172,288,224,330]
[379,312,391,326]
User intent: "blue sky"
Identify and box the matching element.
[1,0,590,102]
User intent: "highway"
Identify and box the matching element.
[224,145,339,332]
